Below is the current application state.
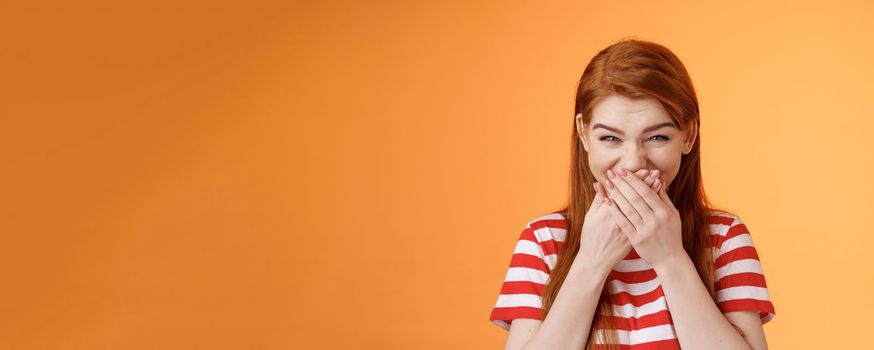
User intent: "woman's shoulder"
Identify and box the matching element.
[706,208,742,227]
[705,209,753,249]
[525,211,567,228]
[520,211,568,244]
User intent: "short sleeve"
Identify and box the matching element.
[488,224,552,331]
[713,215,776,324]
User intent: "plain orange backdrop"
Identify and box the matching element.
[2,0,873,349]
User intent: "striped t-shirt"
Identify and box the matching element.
[489,210,775,348]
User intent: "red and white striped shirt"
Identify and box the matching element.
[489,210,775,348]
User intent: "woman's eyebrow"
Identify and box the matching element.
[592,122,677,135]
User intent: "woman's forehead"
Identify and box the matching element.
[590,95,672,125]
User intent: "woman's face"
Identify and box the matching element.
[576,95,697,192]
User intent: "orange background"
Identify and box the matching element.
[2,0,872,349]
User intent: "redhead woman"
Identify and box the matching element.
[489,39,775,350]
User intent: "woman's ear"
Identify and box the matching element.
[575,113,589,152]
[682,120,698,154]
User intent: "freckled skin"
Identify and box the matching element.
[575,95,698,191]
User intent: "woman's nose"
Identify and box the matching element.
[619,156,648,174]
[618,165,648,176]
[619,147,647,173]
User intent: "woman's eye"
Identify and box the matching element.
[598,135,670,142]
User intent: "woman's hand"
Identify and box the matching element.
[601,167,685,268]
[577,170,661,272]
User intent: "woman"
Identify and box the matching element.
[488,39,775,350]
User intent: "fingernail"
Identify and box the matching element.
[619,168,628,177]
[607,169,616,178]
[651,170,660,178]
[653,179,661,190]
[606,179,615,189]
[637,169,650,177]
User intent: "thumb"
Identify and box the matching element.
[591,181,605,211]
[656,179,673,208]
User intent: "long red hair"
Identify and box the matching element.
[541,38,733,348]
